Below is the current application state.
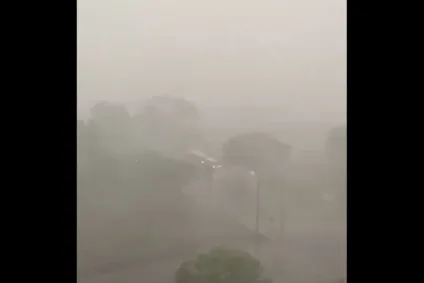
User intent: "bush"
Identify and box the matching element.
[175,247,272,283]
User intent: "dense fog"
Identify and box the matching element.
[77,1,346,283]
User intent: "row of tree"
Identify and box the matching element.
[77,95,346,283]
[78,95,346,197]
[77,96,202,201]
[78,95,201,157]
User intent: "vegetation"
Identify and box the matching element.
[222,132,291,178]
[77,97,200,198]
[175,247,272,283]
[325,125,347,192]
[78,97,346,283]
[326,126,346,162]
[133,95,202,155]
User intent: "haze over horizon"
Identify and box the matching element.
[77,0,346,124]
[77,2,347,282]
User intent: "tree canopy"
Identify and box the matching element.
[133,95,202,155]
[222,132,291,178]
[175,247,272,283]
[326,125,346,166]
[87,101,133,154]
[78,99,199,197]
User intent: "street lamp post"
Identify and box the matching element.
[250,170,260,233]
[255,177,261,234]
[250,170,263,255]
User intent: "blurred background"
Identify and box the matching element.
[77,1,346,283]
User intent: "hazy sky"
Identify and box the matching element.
[77,0,346,123]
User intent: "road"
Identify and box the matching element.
[183,182,346,283]
[78,189,269,283]
[78,179,345,283]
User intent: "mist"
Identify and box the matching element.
[77,1,346,283]
[78,0,345,122]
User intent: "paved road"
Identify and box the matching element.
[183,186,346,283]
[78,191,269,283]
[78,180,345,283]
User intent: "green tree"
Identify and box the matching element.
[133,95,201,155]
[325,125,346,166]
[222,132,291,178]
[325,125,346,184]
[175,247,272,283]
[131,150,197,196]
[221,133,291,233]
[325,125,346,209]
[88,101,133,154]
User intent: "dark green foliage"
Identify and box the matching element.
[175,247,272,283]
[78,99,199,195]
[132,151,197,194]
[325,125,346,185]
[326,125,346,165]
[133,95,201,154]
[222,132,291,176]
[88,101,133,154]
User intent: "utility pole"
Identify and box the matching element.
[279,180,285,236]
[251,171,263,256]
[250,171,260,234]
[255,178,260,233]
